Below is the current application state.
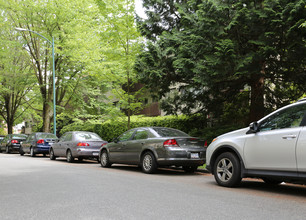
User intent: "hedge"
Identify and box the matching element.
[59,114,243,143]
[60,114,207,142]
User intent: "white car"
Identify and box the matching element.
[206,99,306,187]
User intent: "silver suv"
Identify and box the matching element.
[206,99,306,187]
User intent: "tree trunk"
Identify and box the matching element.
[42,102,51,132]
[249,74,265,123]
[7,119,13,134]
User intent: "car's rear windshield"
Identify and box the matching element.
[152,128,189,137]
[37,133,58,139]
[12,134,27,139]
[75,132,102,141]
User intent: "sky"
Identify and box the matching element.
[135,0,146,18]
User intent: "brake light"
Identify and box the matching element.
[163,139,179,147]
[37,139,44,144]
[11,140,18,144]
[77,142,89,147]
[204,140,208,147]
[101,143,107,147]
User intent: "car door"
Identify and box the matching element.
[109,129,136,162]
[23,134,33,153]
[0,136,8,151]
[59,133,73,156]
[123,129,150,164]
[53,133,67,156]
[295,110,306,173]
[244,103,306,171]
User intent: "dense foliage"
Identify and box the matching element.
[59,114,220,142]
[136,0,306,125]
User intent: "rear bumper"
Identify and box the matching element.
[34,146,50,153]
[157,158,205,166]
[8,144,21,152]
[75,149,99,158]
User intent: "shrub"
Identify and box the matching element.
[59,114,243,143]
[60,114,207,141]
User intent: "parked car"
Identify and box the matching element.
[20,132,58,157]
[49,131,107,162]
[0,134,28,153]
[0,135,5,141]
[99,127,207,174]
[206,99,306,187]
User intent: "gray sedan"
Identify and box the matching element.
[50,131,107,162]
[99,127,207,173]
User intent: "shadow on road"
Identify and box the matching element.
[108,164,205,176]
[240,180,306,197]
[206,178,306,198]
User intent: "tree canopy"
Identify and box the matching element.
[136,0,306,125]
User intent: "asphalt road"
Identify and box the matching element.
[1,153,306,220]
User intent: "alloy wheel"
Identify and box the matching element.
[216,158,233,182]
[101,152,108,166]
[143,154,153,172]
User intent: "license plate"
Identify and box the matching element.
[191,153,199,159]
[92,152,99,156]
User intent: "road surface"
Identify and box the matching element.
[0,153,306,220]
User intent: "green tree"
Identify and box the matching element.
[136,0,306,124]
[2,0,102,133]
[96,0,143,129]
[0,18,36,133]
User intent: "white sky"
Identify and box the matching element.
[135,0,146,18]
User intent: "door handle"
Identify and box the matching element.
[282,135,297,139]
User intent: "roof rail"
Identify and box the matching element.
[297,98,306,102]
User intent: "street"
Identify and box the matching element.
[1,154,306,220]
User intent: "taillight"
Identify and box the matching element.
[204,140,208,147]
[163,139,179,147]
[37,139,44,144]
[77,142,89,147]
[11,140,18,144]
[101,143,107,147]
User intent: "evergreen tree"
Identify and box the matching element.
[136,0,306,124]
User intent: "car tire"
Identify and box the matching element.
[141,151,157,174]
[213,152,241,187]
[262,177,282,185]
[6,146,10,154]
[100,150,111,168]
[19,148,24,156]
[183,165,198,173]
[49,148,56,160]
[30,147,35,157]
[66,150,74,163]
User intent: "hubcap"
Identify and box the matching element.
[67,151,71,160]
[101,153,107,166]
[143,154,152,171]
[216,158,233,182]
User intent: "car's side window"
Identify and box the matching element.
[65,133,73,142]
[60,134,67,142]
[30,134,35,141]
[118,130,135,142]
[260,104,306,132]
[133,130,149,140]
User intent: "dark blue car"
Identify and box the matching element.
[20,132,58,157]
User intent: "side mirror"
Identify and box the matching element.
[113,137,119,143]
[247,121,259,134]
